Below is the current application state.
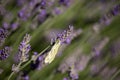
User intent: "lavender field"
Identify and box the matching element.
[0,0,120,80]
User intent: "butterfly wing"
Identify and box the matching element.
[44,40,61,64]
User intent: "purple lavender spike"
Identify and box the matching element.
[57,25,74,44]
[18,34,31,63]
[112,4,120,15]
[0,47,11,60]
[0,28,9,46]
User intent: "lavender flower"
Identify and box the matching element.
[40,0,46,9]
[59,0,71,6]
[69,70,79,80]
[57,25,74,44]
[31,52,45,70]
[112,4,120,15]
[100,4,120,25]
[21,71,29,80]
[10,22,19,31]
[17,71,29,80]
[38,9,49,23]
[0,28,9,46]
[18,7,31,21]
[53,7,62,15]
[12,64,20,72]
[0,47,11,60]
[18,34,31,63]
[2,22,10,29]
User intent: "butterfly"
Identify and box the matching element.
[44,39,61,64]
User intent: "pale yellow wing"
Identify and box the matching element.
[44,40,61,64]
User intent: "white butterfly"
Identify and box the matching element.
[44,40,61,64]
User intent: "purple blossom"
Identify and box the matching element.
[21,71,29,80]
[18,34,31,63]
[59,0,70,6]
[11,22,19,31]
[2,22,10,29]
[112,4,120,15]
[69,72,79,80]
[31,52,45,70]
[31,52,40,70]
[38,9,48,22]
[57,25,74,44]
[0,47,11,60]
[0,28,9,46]
[53,7,62,15]
[18,7,31,21]
[40,0,46,9]
[99,4,120,25]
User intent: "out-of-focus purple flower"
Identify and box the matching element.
[40,0,46,9]
[16,71,29,80]
[21,71,29,80]
[29,0,39,7]
[53,7,62,15]
[68,66,79,80]
[0,47,11,60]
[22,74,29,80]
[0,28,9,46]
[41,0,46,6]
[18,34,31,63]
[11,22,19,31]
[69,72,79,80]
[38,9,49,22]
[18,7,31,21]
[2,22,10,29]
[31,52,45,70]
[31,52,39,70]
[112,4,120,15]
[57,25,74,44]
[99,4,120,25]
[59,0,70,6]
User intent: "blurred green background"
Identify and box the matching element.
[0,0,120,80]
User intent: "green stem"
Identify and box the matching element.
[20,45,51,70]
[8,62,22,80]
[111,69,120,80]
[36,45,51,59]
[20,60,32,70]
[8,72,14,80]
[8,45,50,80]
